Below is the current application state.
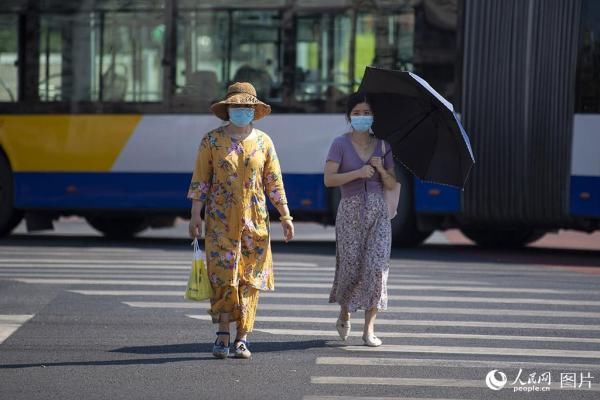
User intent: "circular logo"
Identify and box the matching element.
[486,370,508,391]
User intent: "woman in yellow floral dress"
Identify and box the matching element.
[187,82,294,359]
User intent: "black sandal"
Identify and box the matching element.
[212,332,230,359]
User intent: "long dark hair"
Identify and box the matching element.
[345,92,372,121]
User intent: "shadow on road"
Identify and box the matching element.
[2,234,599,269]
[111,339,328,355]
[0,356,216,369]
[0,340,329,369]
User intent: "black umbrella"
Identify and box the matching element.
[358,66,475,188]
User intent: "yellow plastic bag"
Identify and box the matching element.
[184,238,213,301]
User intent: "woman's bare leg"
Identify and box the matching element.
[364,308,377,337]
[217,312,230,345]
[339,305,350,321]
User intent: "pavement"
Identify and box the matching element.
[0,222,599,399]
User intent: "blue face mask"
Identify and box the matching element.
[229,107,255,127]
[350,115,373,132]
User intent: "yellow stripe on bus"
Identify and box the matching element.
[0,115,140,172]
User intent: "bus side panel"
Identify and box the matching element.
[7,115,336,214]
[571,114,600,217]
[12,171,326,212]
[414,180,461,214]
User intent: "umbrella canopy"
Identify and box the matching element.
[358,66,475,188]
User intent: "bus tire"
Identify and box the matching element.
[391,165,432,247]
[86,216,148,239]
[460,228,546,248]
[0,151,23,237]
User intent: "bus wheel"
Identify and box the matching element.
[86,216,148,239]
[0,151,23,237]
[391,165,432,247]
[460,228,546,248]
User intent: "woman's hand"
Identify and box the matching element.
[281,220,294,243]
[189,214,203,238]
[357,165,375,179]
[369,156,384,172]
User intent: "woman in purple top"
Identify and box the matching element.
[324,92,398,347]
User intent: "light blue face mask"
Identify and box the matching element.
[229,107,255,127]
[350,115,374,132]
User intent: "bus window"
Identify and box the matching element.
[99,11,164,102]
[368,11,415,72]
[230,11,282,102]
[39,14,94,102]
[0,14,18,102]
[175,10,229,107]
[38,10,165,103]
[576,0,600,113]
[295,13,352,113]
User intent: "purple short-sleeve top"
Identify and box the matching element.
[326,133,394,199]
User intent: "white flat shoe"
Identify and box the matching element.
[362,334,382,347]
[336,318,351,341]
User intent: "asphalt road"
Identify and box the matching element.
[1,230,600,400]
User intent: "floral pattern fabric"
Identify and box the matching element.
[329,192,391,312]
[187,127,287,323]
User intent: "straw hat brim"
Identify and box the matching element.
[210,93,271,121]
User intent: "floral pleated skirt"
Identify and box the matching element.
[329,192,391,312]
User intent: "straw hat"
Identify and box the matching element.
[210,82,271,121]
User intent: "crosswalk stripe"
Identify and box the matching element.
[343,345,600,359]
[0,265,192,271]
[13,279,185,286]
[304,397,461,400]
[316,356,600,369]
[0,266,336,274]
[0,315,34,344]
[254,328,600,343]
[0,274,489,286]
[66,289,600,307]
[310,376,600,390]
[7,279,521,292]
[186,314,600,331]
[123,302,600,318]
[0,259,318,267]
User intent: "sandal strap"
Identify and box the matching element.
[234,339,250,348]
[216,331,230,336]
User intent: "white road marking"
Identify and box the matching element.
[315,356,600,370]
[123,302,600,318]
[304,397,461,400]
[310,376,600,390]
[0,315,34,344]
[0,274,489,286]
[302,396,458,400]
[254,328,600,343]
[186,314,600,331]
[68,289,600,307]
[12,279,185,286]
[343,345,600,359]
[0,259,318,267]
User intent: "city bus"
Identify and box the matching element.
[0,0,598,247]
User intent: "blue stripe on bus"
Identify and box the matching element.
[570,175,600,217]
[13,172,328,212]
[414,179,461,213]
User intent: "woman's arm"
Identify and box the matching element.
[187,135,213,238]
[380,167,399,190]
[369,156,398,190]
[324,161,374,187]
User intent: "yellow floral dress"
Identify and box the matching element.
[187,126,287,331]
